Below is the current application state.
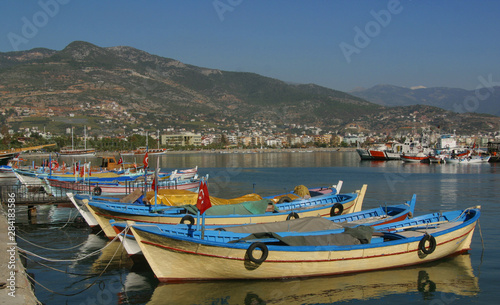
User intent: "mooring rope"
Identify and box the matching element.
[56,207,80,230]
[16,233,92,251]
[18,228,124,263]
[22,232,126,297]
[19,251,101,277]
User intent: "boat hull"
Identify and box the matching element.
[131,213,478,281]
[356,149,400,161]
[401,155,429,163]
[67,193,99,227]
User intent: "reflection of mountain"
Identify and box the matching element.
[146,254,478,304]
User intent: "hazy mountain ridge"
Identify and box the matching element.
[0,41,498,135]
[351,84,500,116]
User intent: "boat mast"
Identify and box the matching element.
[71,127,74,151]
[84,125,87,151]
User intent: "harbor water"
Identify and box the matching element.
[6,151,499,304]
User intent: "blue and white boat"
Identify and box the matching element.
[129,206,480,281]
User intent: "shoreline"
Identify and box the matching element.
[20,147,357,157]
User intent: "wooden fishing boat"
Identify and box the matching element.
[86,184,366,239]
[444,155,491,164]
[130,206,480,281]
[59,147,96,157]
[67,188,265,229]
[401,153,430,163]
[111,194,415,258]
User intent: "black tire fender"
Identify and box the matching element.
[180,215,195,225]
[286,212,299,220]
[278,196,292,204]
[93,186,102,196]
[246,242,268,263]
[330,203,344,216]
[419,234,436,255]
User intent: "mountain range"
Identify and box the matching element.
[0,41,498,136]
[350,84,500,116]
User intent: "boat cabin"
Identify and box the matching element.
[99,156,121,171]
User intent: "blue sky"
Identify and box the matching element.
[1,0,499,92]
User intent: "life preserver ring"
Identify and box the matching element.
[51,160,59,170]
[286,212,299,220]
[93,186,102,196]
[180,215,195,225]
[246,242,268,264]
[277,196,292,204]
[418,234,436,255]
[330,203,344,216]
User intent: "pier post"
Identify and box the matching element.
[27,205,37,224]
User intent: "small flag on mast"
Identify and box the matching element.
[196,180,212,215]
[143,152,149,169]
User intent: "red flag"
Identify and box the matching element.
[88,164,92,176]
[79,165,84,177]
[196,181,212,214]
[151,176,156,191]
[143,152,149,168]
[118,156,123,164]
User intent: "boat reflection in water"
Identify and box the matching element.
[90,239,134,272]
[143,254,478,304]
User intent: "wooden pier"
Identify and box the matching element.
[0,183,90,206]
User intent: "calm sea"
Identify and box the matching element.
[10,151,499,304]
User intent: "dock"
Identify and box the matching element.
[0,203,40,304]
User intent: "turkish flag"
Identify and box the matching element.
[118,156,123,164]
[151,176,156,191]
[143,152,149,168]
[196,181,212,215]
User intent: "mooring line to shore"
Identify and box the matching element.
[19,251,101,277]
[22,232,126,297]
[16,233,92,251]
[17,229,124,263]
[55,208,80,230]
